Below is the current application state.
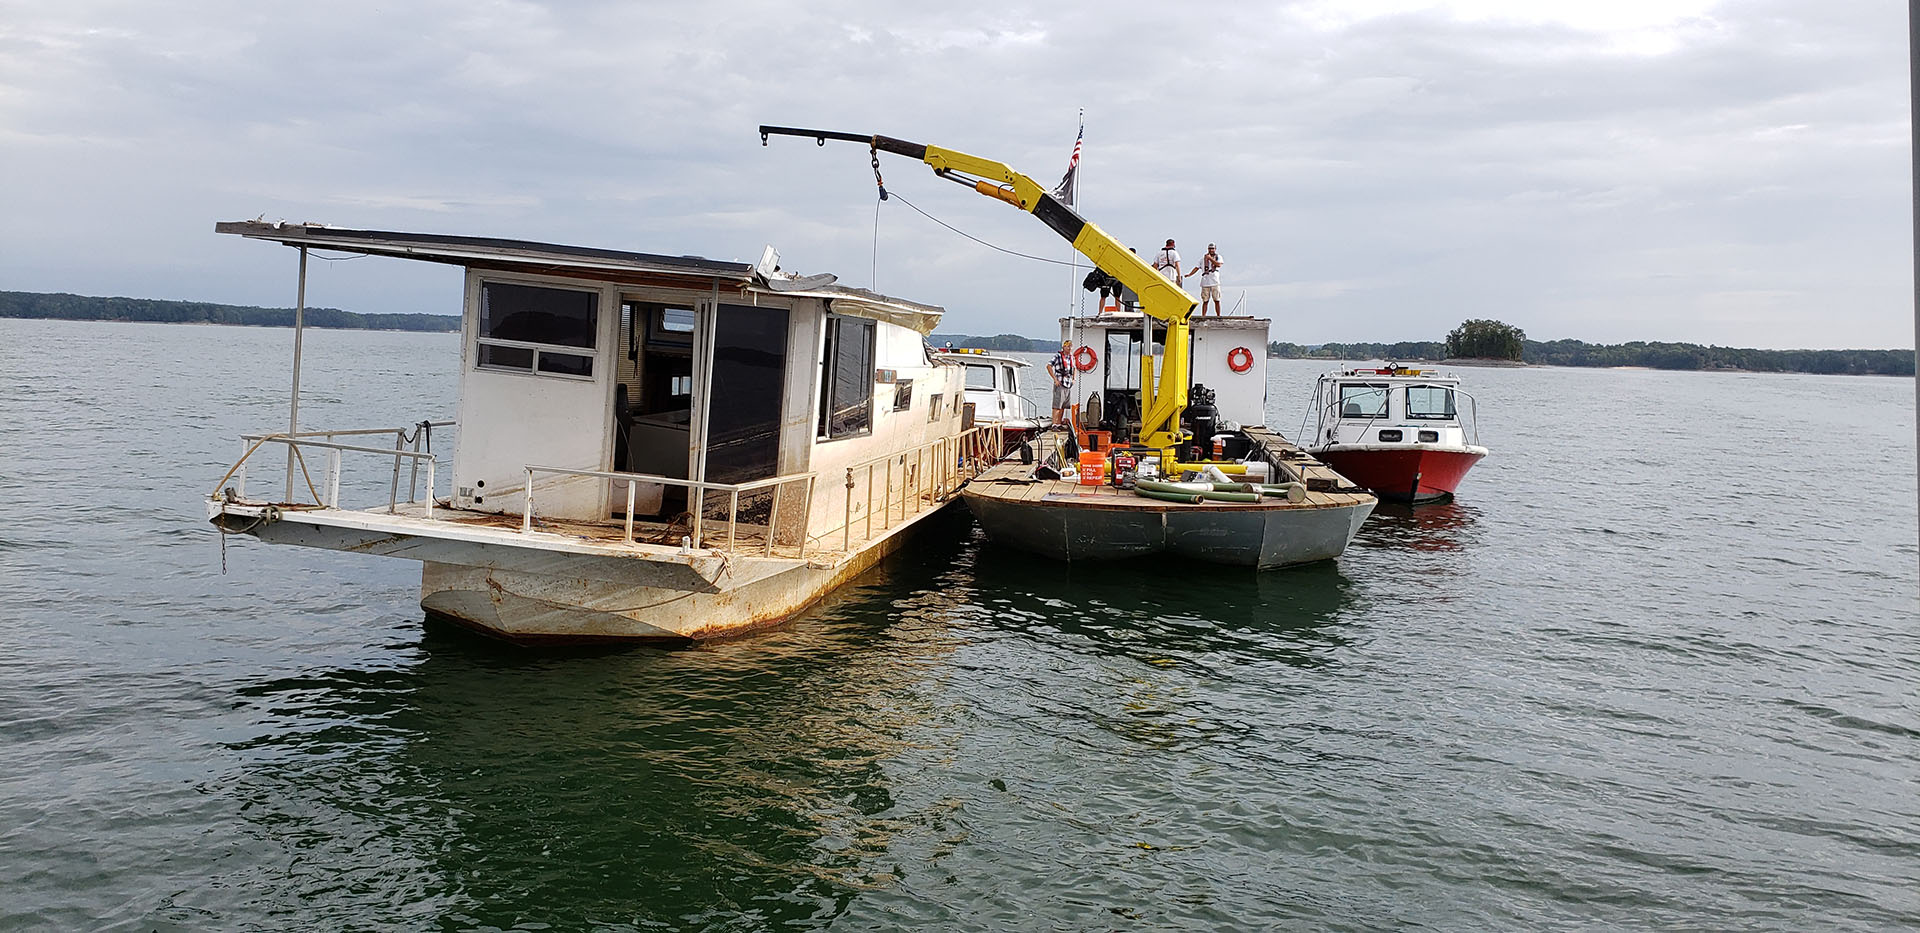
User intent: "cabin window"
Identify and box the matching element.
[1407,386,1457,419]
[477,282,598,378]
[1002,365,1016,391]
[894,379,914,412]
[818,315,875,439]
[1338,384,1388,418]
[928,393,944,422]
[1378,429,1404,442]
[1418,430,1440,443]
[965,364,995,390]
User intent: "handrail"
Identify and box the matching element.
[222,420,452,517]
[821,421,1005,553]
[520,464,817,557]
[1307,382,1479,447]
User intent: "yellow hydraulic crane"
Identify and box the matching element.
[759,125,1202,464]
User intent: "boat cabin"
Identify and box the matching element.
[1309,366,1478,449]
[1056,313,1271,442]
[936,348,1041,433]
[214,222,968,540]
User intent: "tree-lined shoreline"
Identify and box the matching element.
[4,292,1910,375]
[0,291,459,332]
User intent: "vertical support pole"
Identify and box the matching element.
[326,448,341,507]
[284,245,308,500]
[727,488,739,553]
[624,481,636,544]
[884,459,893,529]
[425,459,435,520]
[843,468,853,553]
[691,481,704,548]
[521,467,534,533]
[765,482,782,557]
[235,439,249,499]
[409,426,422,505]
[865,464,874,538]
[388,430,404,513]
[799,475,814,560]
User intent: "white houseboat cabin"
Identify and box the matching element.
[208,222,997,644]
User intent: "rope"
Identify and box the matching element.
[887,191,1081,267]
[207,433,324,505]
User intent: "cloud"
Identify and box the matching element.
[0,0,1908,349]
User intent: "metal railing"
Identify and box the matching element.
[820,422,1005,553]
[519,465,817,558]
[227,422,452,516]
[1305,385,1480,447]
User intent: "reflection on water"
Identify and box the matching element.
[5,323,1917,932]
[1354,501,1483,553]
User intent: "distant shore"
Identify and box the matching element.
[6,292,1910,376]
[0,290,459,333]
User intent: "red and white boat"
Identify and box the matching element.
[1304,364,1487,503]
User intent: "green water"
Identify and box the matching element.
[1,319,1915,930]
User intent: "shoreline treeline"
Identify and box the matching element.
[0,291,460,332]
[1265,338,1913,376]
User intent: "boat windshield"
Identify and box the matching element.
[965,364,996,390]
[1337,384,1388,418]
[1407,386,1457,419]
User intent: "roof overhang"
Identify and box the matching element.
[216,221,949,332]
[215,221,755,285]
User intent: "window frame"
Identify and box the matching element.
[1405,385,1458,420]
[817,314,876,441]
[1337,383,1390,419]
[473,279,602,382]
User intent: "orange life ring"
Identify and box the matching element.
[1073,345,1099,372]
[1227,346,1255,374]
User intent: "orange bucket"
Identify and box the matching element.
[1077,450,1107,486]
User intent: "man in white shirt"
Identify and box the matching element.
[1189,244,1224,316]
[1152,239,1183,287]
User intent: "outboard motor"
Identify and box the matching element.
[1185,384,1219,460]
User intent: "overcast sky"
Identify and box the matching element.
[1,0,1910,349]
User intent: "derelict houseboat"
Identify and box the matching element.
[1305,365,1488,503]
[206,222,999,644]
[960,312,1376,568]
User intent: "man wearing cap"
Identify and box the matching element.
[1048,340,1076,427]
[1189,244,1224,316]
[1152,239,1183,287]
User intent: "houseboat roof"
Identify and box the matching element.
[214,220,948,334]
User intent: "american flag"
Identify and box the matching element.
[1052,120,1082,206]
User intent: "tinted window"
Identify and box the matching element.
[819,316,874,438]
[480,282,596,349]
[479,344,533,370]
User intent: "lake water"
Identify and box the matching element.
[1,317,1915,931]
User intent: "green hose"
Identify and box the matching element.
[1198,490,1260,503]
[1134,488,1203,504]
[1134,479,1206,494]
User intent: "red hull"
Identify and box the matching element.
[1313,446,1484,503]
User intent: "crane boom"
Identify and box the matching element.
[758,125,1199,456]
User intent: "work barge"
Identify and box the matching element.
[208,221,998,644]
